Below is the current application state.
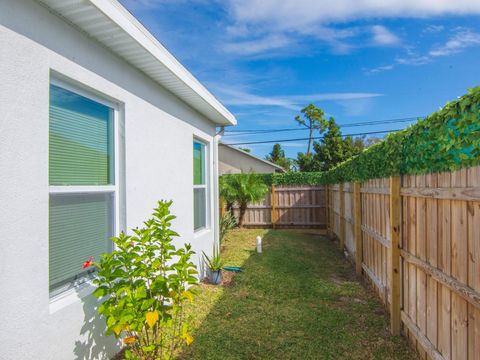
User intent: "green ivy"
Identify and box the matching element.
[222,86,480,185]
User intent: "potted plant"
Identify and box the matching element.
[203,247,223,285]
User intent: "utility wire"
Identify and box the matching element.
[224,129,401,146]
[223,116,421,136]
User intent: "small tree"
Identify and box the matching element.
[295,104,328,156]
[265,143,291,171]
[219,173,269,227]
[89,200,198,360]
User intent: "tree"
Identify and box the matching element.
[295,152,318,172]
[294,113,387,172]
[311,117,345,171]
[239,147,251,153]
[265,143,291,171]
[296,116,365,172]
[342,136,364,160]
[219,173,269,227]
[295,104,328,156]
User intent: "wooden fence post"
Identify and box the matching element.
[339,183,345,251]
[271,185,277,229]
[325,185,330,237]
[353,182,362,276]
[389,176,401,335]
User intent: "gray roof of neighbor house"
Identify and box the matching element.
[219,143,286,173]
[37,0,236,126]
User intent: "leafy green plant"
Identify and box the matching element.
[219,172,269,227]
[89,200,198,360]
[202,246,223,272]
[220,211,237,242]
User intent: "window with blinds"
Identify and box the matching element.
[193,141,207,231]
[49,83,116,295]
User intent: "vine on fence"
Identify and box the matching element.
[222,86,480,185]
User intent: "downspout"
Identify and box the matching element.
[213,126,224,250]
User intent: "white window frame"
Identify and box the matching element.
[48,78,121,298]
[193,138,210,232]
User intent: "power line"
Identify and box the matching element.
[224,129,401,146]
[222,116,421,136]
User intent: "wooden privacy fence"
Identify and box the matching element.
[229,185,326,228]
[327,166,480,360]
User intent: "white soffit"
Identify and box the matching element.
[36,0,236,126]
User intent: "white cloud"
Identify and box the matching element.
[371,25,400,45]
[366,28,480,74]
[223,0,480,56]
[423,25,445,33]
[429,30,480,57]
[211,86,382,110]
[223,34,292,55]
[365,64,395,74]
[228,0,480,29]
[212,88,299,110]
[338,98,376,116]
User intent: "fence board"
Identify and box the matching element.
[437,171,452,360]
[230,185,326,228]
[467,167,480,360]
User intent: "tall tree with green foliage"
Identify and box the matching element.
[265,143,291,171]
[295,104,328,156]
[296,117,367,172]
[219,173,269,227]
[311,117,345,171]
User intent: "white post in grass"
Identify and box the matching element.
[256,236,262,253]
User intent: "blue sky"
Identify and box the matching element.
[120,0,480,159]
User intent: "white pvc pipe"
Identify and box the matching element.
[256,236,262,253]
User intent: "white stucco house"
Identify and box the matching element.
[219,143,285,175]
[0,0,236,359]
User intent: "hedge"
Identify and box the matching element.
[222,86,480,186]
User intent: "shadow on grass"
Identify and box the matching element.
[178,229,416,360]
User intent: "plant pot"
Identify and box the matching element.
[207,269,222,285]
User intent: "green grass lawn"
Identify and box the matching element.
[179,229,417,360]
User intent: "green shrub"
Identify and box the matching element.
[220,211,237,242]
[89,200,198,360]
[219,173,269,227]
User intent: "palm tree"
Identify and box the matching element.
[220,173,269,227]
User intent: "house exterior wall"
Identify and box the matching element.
[0,1,218,359]
[219,145,279,174]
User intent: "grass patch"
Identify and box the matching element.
[178,229,416,359]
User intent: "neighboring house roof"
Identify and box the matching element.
[36,0,236,127]
[219,143,285,173]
